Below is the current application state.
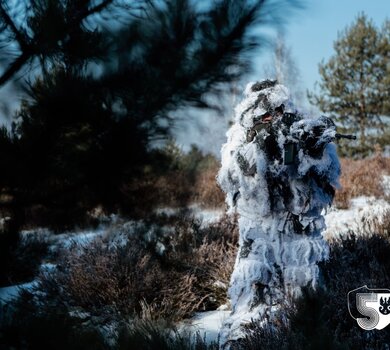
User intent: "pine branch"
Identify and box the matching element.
[0,0,115,87]
[0,2,30,50]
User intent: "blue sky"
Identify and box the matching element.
[176,0,389,153]
[268,0,389,93]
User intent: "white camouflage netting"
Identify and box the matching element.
[217,81,341,345]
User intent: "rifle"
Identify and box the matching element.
[335,133,357,140]
[284,131,357,165]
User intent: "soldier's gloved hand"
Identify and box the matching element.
[292,116,336,159]
[301,128,327,158]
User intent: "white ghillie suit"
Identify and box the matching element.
[217,80,341,345]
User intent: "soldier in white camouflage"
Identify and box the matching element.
[218,80,341,347]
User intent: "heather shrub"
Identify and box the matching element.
[121,143,224,217]
[0,290,219,350]
[192,164,225,208]
[116,318,219,350]
[335,152,390,209]
[38,237,169,317]
[0,213,238,348]
[32,214,238,323]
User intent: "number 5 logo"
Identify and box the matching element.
[348,286,390,330]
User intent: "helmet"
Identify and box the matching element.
[235,80,290,129]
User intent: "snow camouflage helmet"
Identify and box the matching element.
[235,80,290,129]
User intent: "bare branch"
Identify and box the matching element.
[80,0,114,20]
[0,51,30,86]
[0,2,29,50]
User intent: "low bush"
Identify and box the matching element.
[116,318,219,350]
[120,143,225,218]
[192,164,225,209]
[335,151,390,209]
[0,290,108,350]
[30,214,238,324]
[0,230,49,287]
[0,213,237,349]
[0,291,218,350]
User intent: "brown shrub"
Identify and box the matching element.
[39,239,164,315]
[192,165,225,208]
[121,169,192,217]
[335,152,390,209]
[121,149,225,216]
[37,214,238,322]
[157,214,238,320]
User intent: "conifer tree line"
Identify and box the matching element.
[309,13,390,156]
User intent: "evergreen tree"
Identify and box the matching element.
[308,13,390,156]
[0,0,301,229]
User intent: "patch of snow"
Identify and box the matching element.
[382,175,390,197]
[36,226,108,255]
[55,228,107,248]
[213,281,227,290]
[323,196,390,241]
[19,227,52,242]
[39,262,57,273]
[0,216,11,231]
[154,207,179,217]
[182,310,231,345]
[0,281,37,306]
[155,205,224,226]
[217,304,230,311]
[190,206,224,226]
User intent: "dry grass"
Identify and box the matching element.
[335,152,390,209]
[122,149,225,215]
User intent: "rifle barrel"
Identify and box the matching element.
[335,133,356,140]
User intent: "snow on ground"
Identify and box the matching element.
[190,206,224,226]
[0,281,37,307]
[383,174,390,197]
[155,204,224,227]
[181,310,231,344]
[2,194,388,343]
[323,196,390,241]
[52,227,108,249]
[21,226,107,249]
[0,283,32,325]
